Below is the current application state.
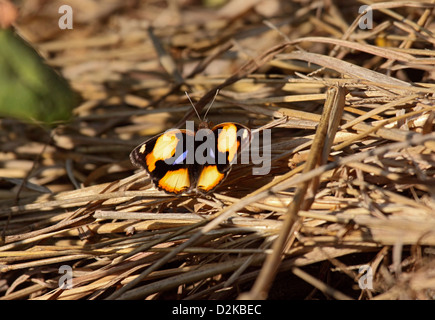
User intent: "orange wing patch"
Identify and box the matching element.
[197,165,225,192]
[157,168,191,194]
[146,132,179,172]
[217,124,239,163]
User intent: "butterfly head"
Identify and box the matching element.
[198,120,212,130]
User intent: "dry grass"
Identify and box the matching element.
[1,0,435,300]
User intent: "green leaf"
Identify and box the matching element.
[0,29,80,125]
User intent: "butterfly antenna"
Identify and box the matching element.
[185,91,201,120]
[203,89,219,120]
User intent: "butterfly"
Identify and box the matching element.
[129,92,251,195]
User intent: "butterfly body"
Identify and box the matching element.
[130,122,250,195]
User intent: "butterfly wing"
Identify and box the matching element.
[196,123,250,193]
[130,129,196,195]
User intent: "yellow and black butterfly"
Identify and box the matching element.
[130,92,251,195]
